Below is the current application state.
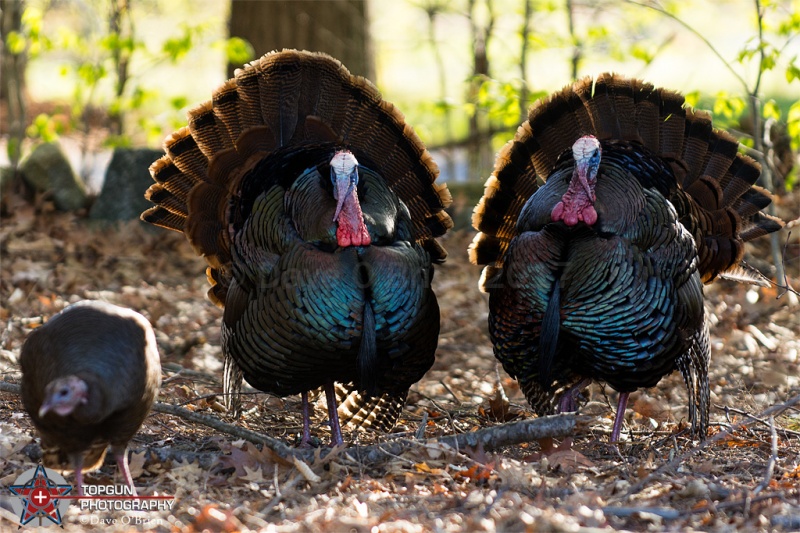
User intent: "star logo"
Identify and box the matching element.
[9,464,73,527]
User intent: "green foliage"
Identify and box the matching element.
[4,5,52,58]
[221,36,255,66]
[26,114,64,143]
[472,77,522,127]
[20,0,254,148]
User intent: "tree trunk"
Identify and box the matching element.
[227,0,374,80]
[1,0,27,171]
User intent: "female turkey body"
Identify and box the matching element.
[223,157,437,398]
[489,144,705,408]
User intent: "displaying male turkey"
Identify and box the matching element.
[470,74,783,443]
[20,301,161,496]
[141,50,452,446]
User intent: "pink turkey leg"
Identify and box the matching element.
[71,454,84,497]
[324,382,344,447]
[300,392,312,448]
[112,445,137,496]
[610,392,630,443]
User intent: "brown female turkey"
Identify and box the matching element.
[141,50,452,446]
[470,74,783,444]
[20,301,161,496]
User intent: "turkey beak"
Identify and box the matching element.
[38,401,53,418]
[333,171,356,222]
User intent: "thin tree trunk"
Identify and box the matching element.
[1,0,27,173]
[466,0,495,182]
[519,0,533,121]
[566,0,582,79]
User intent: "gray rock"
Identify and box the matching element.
[20,143,88,211]
[90,148,163,221]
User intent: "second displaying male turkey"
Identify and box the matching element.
[142,50,452,446]
[470,74,783,443]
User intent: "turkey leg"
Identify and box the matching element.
[70,454,84,497]
[300,392,312,447]
[111,444,137,497]
[610,392,630,443]
[324,382,344,447]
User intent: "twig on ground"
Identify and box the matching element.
[716,404,800,438]
[619,392,800,501]
[601,506,681,520]
[151,401,298,460]
[416,411,429,440]
[753,416,778,496]
[439,379,462,405]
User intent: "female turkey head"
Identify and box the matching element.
[331,151,371,247]
[39,375,88,417]
[551,135,601,226]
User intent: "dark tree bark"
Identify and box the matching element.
[227,0,374,80]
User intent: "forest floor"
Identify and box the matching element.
[1,188,799,532]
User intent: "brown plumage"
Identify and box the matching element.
[141,50,452,445]
[20,300,161,495]
[470,74,783,443]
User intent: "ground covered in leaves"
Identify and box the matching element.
[1,189,799,532]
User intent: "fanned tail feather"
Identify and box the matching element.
[143,49,453,307]
[334,382,407,433]
[469,72,784,282]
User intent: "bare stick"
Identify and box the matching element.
[716,405,800,438]
[150,401,297,460]
[753,416,778,496]
[347,413,590,465]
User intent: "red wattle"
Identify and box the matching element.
[335,190,371,247]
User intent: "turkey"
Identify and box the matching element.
[469,74,784,444]
[19,301,161,496]
[141,50,452,446]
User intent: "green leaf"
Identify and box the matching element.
[787,101,800,152]
[763,100,781,121]
[224,37,254,65]
[684,90,701,109]
[6,31,26,54]
[170,96,188,110]
[786,59,800,83]
[162,32,193,62]
[713,91,746,122]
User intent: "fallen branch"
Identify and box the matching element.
[3,379,591,467]
[346,413,592,465]
[150,401,298,460]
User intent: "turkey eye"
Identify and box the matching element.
[58,388,69,398]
